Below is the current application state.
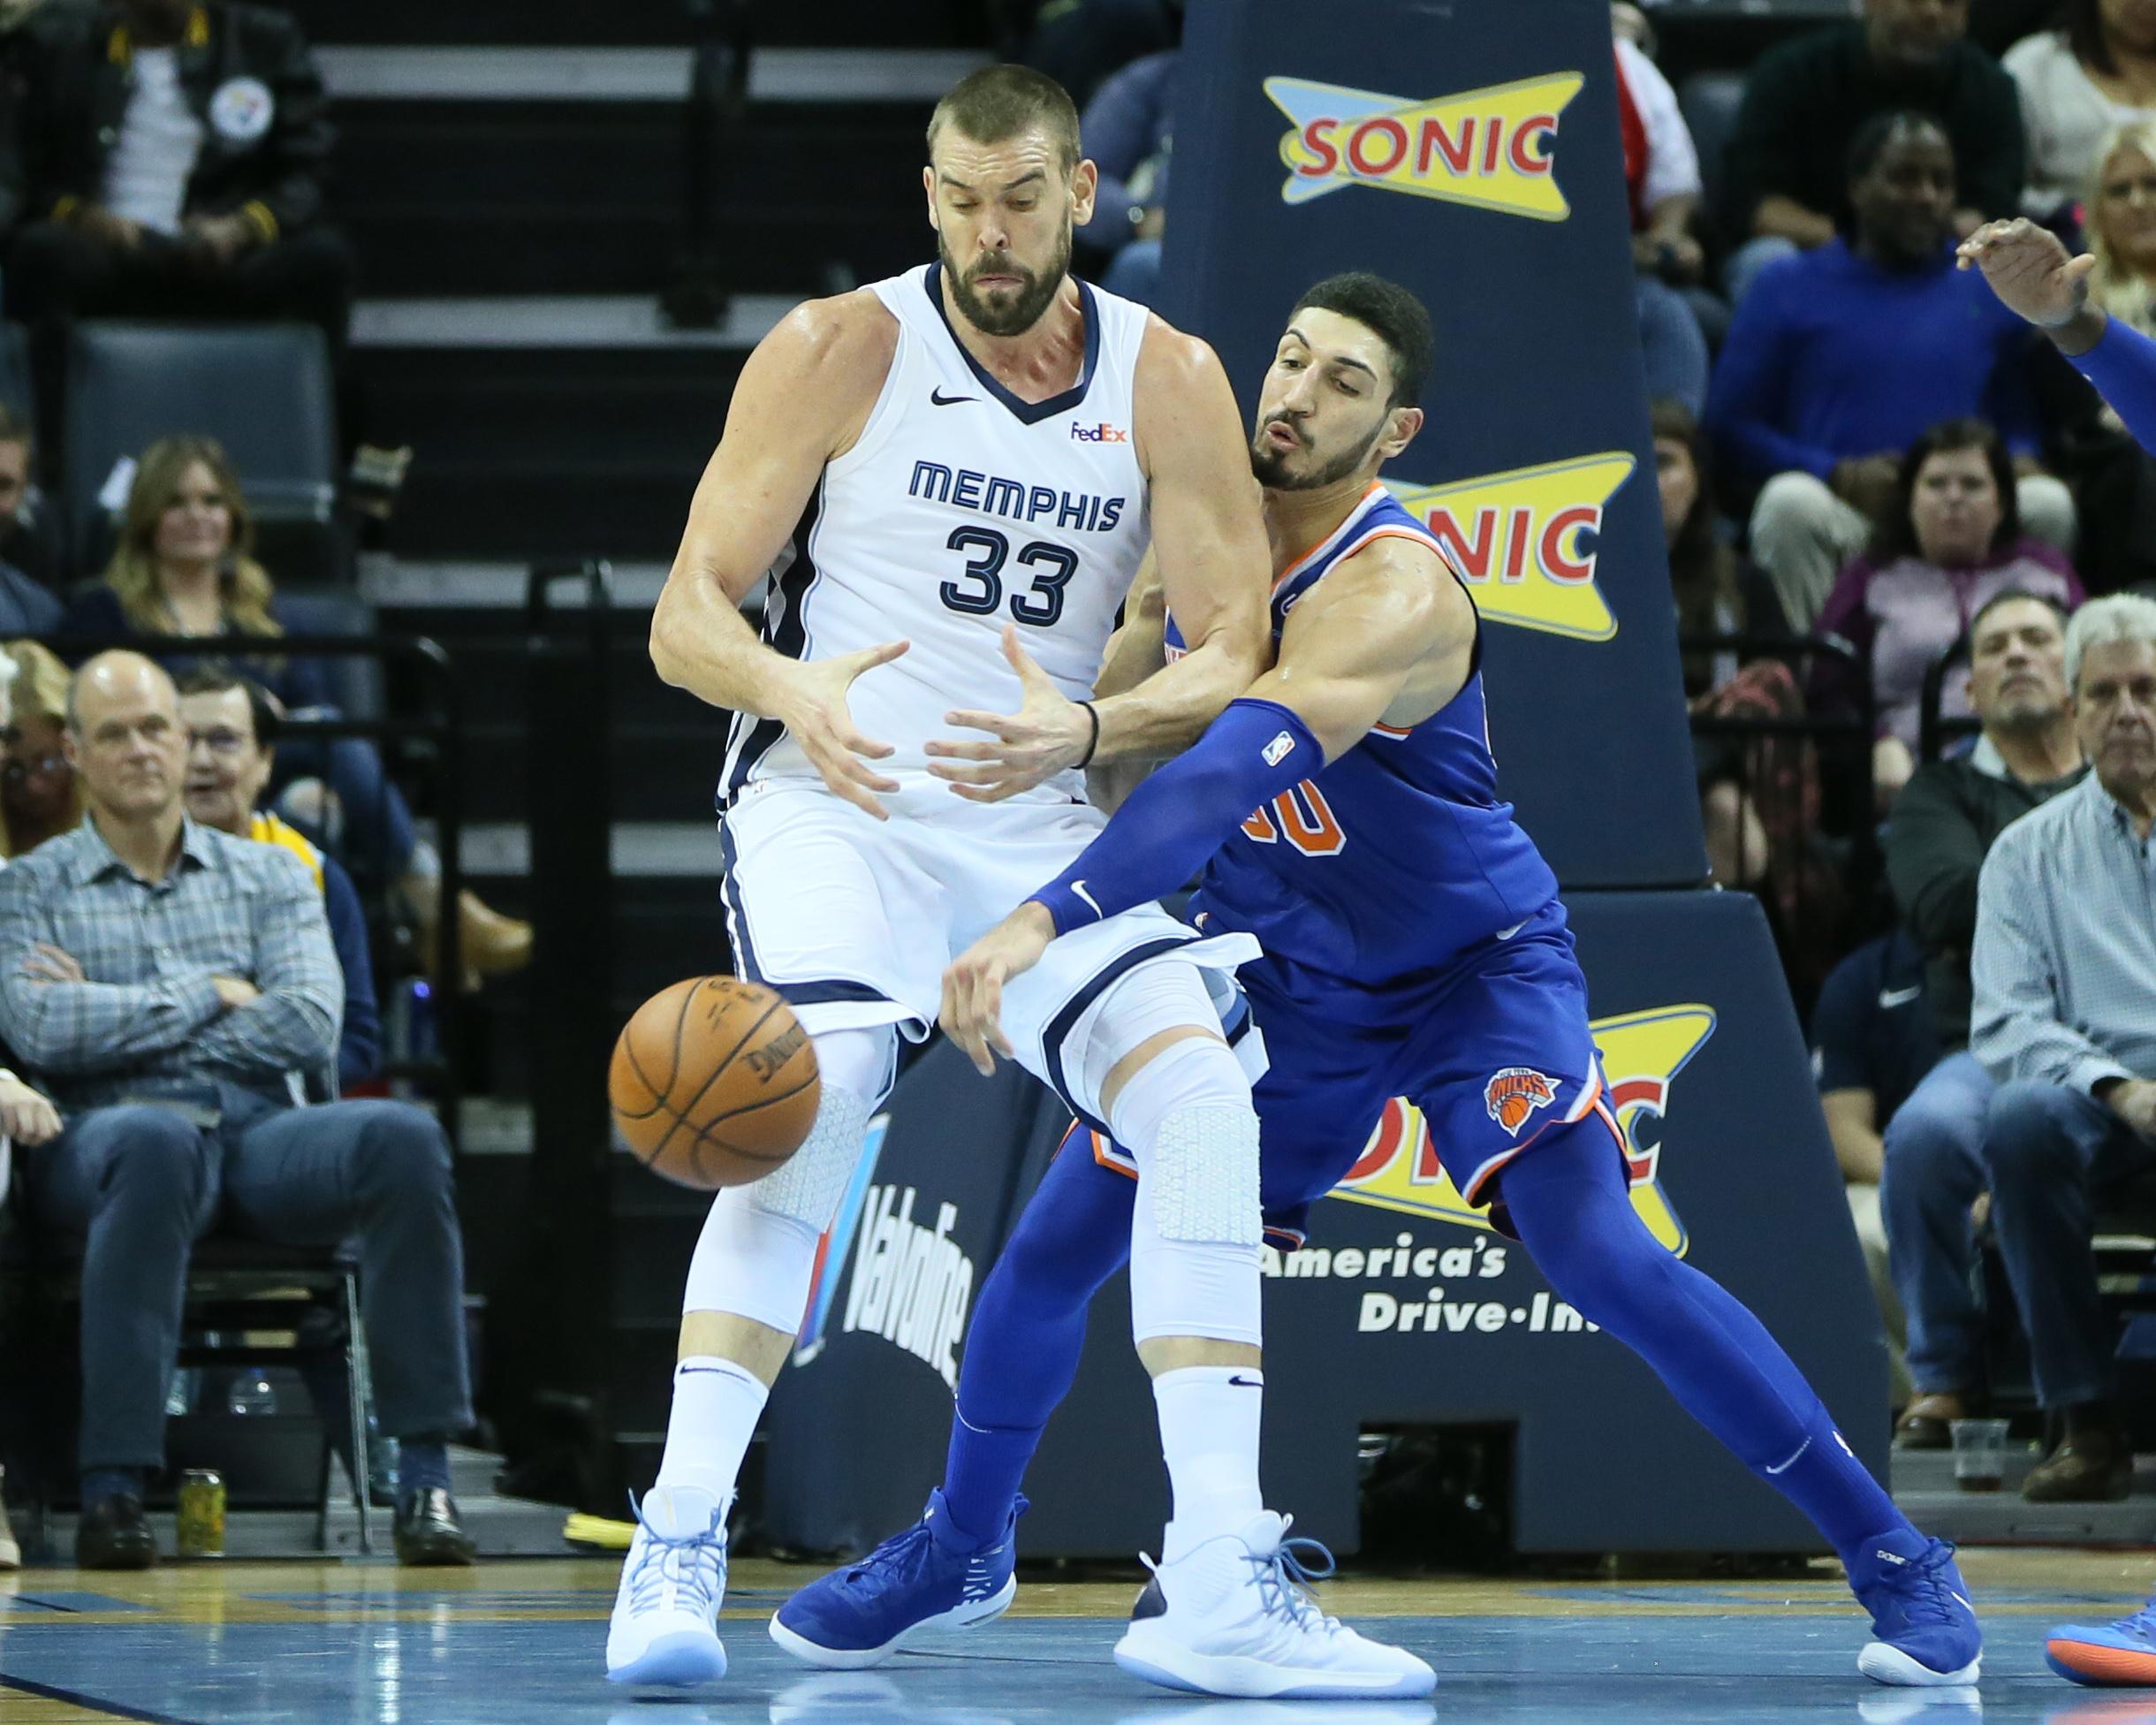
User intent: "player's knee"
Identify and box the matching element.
[1982,1081,2081,1186]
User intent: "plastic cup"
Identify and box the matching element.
[1950,1417,2010,1492]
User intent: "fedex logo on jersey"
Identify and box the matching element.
[1069,422,1129,443]
[1264,72,1583,217]
[1327,1003,1718,1258]
[1390,452,1635,643]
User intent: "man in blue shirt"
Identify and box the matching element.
[1707,110,2071,629]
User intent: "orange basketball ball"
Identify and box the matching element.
[609,977,821,1190]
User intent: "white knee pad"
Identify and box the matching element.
[1111,1035,1264,1349]
[679,1026,892,1330]
[1071,955,1261,1126]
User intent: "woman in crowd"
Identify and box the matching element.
[2008,0,2156,219]
[57,436,529,984]
[1817,418,2084,809]
[0,639,82,858]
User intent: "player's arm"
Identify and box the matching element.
[940,545,1471,1073]
[925,327,1268,801]
[649,296,912,818]
[1093,550,1167,703]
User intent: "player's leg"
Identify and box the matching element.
[771,1124,1138,1666]
[1493,1113,1980,1688]
[1030,951,1431,1698]
[607,1023,899,1686]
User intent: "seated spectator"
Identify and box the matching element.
[178,669,378,1091]
[1008,0,1178,110]
[1813,926,1940,1411]
[0,405,67,594]
[1,650,476,1567]
[0,639,85,858]
[2031,120,2156,594]
[2006,0,2156,219]
[1657,399,1793,885]
[1617,33,1712,415]
[1709,112,2075,629]
[1719,0,2026,304]
[1818,418,2084,807]
[1879,589,2084,1449]
[57,436,531,986]
[1967,592,2156,1500]
[0,0,351,354]
[1074,47,1173,308]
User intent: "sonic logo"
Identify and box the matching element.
[1391,452,1635,642]
[1264,72,1583,216]
[1330,1004,1717,1256]
[1484,1068,1557,1136]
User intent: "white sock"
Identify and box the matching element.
[651,1355,767,1508]
[1153,1364,1265,1560]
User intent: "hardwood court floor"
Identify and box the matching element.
[4,1547,2154,1722]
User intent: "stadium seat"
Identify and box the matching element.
[278,588,387,726]
[61,322,345,583]
[1678,71,1750,239]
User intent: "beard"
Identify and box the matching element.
[941,226,1072,338]
[1249,414,1387,491]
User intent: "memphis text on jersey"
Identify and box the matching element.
[909,460,1129,536]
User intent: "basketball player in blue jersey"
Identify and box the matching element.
[773,273,1983,1696]
[1962,217,2156,1690]
[606,65,1427,1696]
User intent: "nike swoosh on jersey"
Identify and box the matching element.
[1071,880,1104,922]
[1878,985,1923,1009]
[930,387,977,406]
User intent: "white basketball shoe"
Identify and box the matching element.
[605,1486,731,1686]
[1112,1511,1435,1699]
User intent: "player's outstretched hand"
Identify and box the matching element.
[927,627,1093,802]
[941,901,1056,1076]
[1957,217,2096,328]
[778,639,909,820]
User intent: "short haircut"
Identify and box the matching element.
[927,64,1082,176]
[1288,271,1435,408]
[1846,109,1952,187]
[1970,587,2069,646]
[176,665,282,749]
[2067,592,2156,691]
[0,400,32,458]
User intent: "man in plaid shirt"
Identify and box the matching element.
[1,652,474,1569]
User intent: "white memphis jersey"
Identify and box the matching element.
[719,262,1153,809]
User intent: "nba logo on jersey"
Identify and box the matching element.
[1484,1067,1558,1136]
[1263,731,1297,767]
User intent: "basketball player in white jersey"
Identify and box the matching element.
[604,66,1420,1693]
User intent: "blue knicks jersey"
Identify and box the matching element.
[1166,483,1560,985]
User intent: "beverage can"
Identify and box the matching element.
[177,1469,226,1558]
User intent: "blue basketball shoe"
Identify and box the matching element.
[1847,1530,1982,1685]
[769,1490,1025,1668]
[2046,1595,2156,1685]
[604,1486,730,1686]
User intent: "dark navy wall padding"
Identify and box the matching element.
[1161,0,1708,890]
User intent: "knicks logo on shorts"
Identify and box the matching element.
[1484,1067,1558,1137]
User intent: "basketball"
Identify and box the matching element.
[609,976,821,1190]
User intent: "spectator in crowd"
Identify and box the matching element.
[1617,32,1712,414]
[1,650,476,1567]
[1708,112,2074,630]
[0,639,85,859]
[178,668,378,1091]
[2006,0,2156,219]
[1719,0,2026,304]
[2031,120,2156,594]
[1813,926,1939,1411]
[1657,399,1795,888]
[1966,592,2156,1499]
[0,405,67,594]
[1074,47,1173,308]
[1004,0,1178,110]
[1817,419,2084,807]
[1879,589,2085,1448]
[0,0,352,353]
[57,436,531,986]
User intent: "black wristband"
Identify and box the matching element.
[1076,701,1101,769]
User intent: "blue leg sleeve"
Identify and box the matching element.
[1499,1116,1909,1566]
[942,1128,1136,1542]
